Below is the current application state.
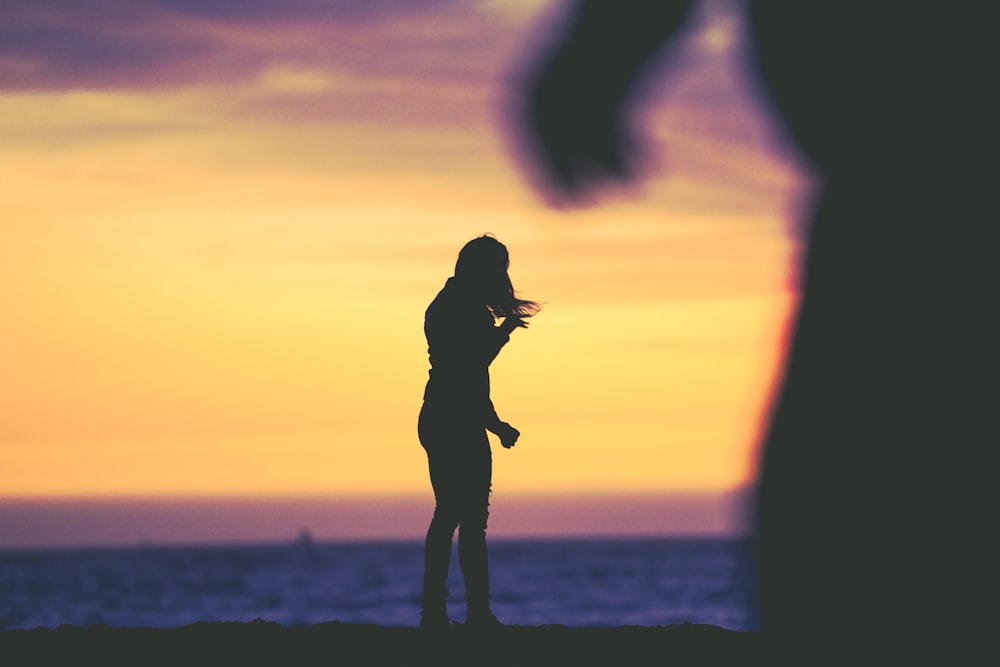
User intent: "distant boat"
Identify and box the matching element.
[296,527,314,546]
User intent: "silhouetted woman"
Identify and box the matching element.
[418,234,540,628]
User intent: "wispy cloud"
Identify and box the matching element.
[0,0,511,92]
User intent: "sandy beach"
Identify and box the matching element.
[0,620,764,666]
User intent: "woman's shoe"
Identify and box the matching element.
[465,607,503,628]
[420,608,451,630]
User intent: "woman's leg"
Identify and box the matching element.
[457,434,492,618]
[418,405,467,624]
[422,499,459,622]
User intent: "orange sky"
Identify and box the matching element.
[0,1,810,545]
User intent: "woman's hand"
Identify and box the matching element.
[499,316,528,334]
[497,422,520,449]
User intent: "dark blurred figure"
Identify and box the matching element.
[516,0,994,660]
[418,235,541,629]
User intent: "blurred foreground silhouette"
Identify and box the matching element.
[515,0,994,658]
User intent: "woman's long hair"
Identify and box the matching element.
[454,234,542,319]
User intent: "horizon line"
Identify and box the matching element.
[0,490,755,551]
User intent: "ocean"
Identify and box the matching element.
[0,537,759,631]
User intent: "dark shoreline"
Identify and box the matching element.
[1,620,765,665]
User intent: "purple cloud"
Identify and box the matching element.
[147,0,452,23]
[0,0,466,91]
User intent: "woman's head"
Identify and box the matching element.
[454,234,541,319]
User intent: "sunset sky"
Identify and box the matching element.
[0,0,810,547]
